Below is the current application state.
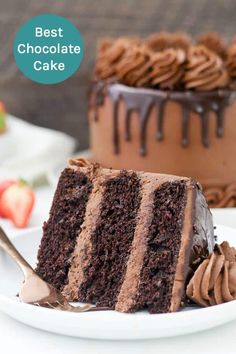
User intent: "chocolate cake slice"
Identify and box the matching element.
[36,158,214,313]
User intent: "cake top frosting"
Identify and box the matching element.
[94,32,236,91]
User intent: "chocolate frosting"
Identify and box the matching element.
[115,45,152,87]
[184,45,229,91]
[90,81,236,155]
[204,182,236,208]
[227,43,236,81]
[147,32,192,52]
[147,48,186,89]
[94,33,236,89]
[186,241,236,306]
[190,184,215,271]
[94,38,130,80]
[197,32,227,58]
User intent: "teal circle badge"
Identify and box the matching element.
[13,14,84,84]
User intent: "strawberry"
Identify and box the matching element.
[0,180,16,216]
[0,180,35,228]
[0,180,15,197]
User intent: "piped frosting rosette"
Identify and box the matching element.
[227,43,236,82]
[197,32,226,58]
[115,45,152,87]
[147,31,192,52]
[93,33,236,90]
[184,45,229,90]
[115,45,186,89]
[204,182,236,208]
[94,38,134,80]
[186,241,236,306]
[147,48,186,89]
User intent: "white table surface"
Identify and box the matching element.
[1,185,236,354]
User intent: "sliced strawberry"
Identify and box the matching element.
[0,181,35,228]
[0,180,16,198]
[0,180,16,217]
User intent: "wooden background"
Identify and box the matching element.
[0,0,236,150]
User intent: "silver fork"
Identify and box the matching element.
[0,226,109,312]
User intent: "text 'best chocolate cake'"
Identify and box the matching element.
[36,158,214,314]
[89,32,236,208]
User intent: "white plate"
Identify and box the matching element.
[0,225,236,340]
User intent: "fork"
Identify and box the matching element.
[0,226,109,312]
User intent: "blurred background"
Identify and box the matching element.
[0,0,236,151]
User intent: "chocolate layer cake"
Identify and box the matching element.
[89,32,236,207]
[36,158,214,313]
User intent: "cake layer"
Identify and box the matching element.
[36,159,214,313]
[36,168,92,290]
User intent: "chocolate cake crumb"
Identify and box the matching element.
[78,171,141,308]
[135,181,187,313]
[36,168,92,290]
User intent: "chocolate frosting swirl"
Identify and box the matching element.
[115,45,152,87]
[197,32,226,58]
[146,32,172,52]
[184,45,229,90]
[115,46,186,89]
[204,182,236,208]
[93,33,236,90]
[227,43,236,81]
[94,38,131,80]
[147,31,191,52]
[186,241,236,306]
[147,48,186,89]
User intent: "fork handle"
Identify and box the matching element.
[0,226,34,277]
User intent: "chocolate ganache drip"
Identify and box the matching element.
[91,32,236,156]
[91,82,236,155]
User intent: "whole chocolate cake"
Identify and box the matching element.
[36,158,214,313]
[89,32,236,208]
